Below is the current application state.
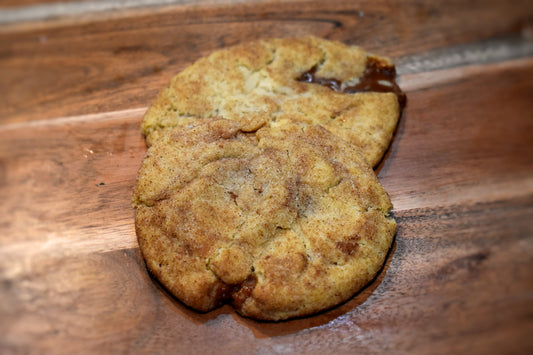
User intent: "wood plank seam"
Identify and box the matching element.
[398,56,533,92]
[0,56,530,130]
[0,0,268,26]
[0,0,218,24]
[396,34,533,75]
[0,107,147,131]
[1,194,530,260]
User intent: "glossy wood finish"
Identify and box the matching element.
[1,1,532,353]
[1,0,531,124]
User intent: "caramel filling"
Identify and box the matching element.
[213,274,258,308]
[298,57,406,108]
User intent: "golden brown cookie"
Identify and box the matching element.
[141,36,405,167]
[133,119,395,320]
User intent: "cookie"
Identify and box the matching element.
[133,119,396,320]
[141,36,405,167]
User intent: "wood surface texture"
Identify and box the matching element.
[1,0,532,354]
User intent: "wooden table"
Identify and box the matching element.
[1,1,532,353]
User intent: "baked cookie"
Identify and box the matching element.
[133,119,396,321]
[141,36,405,167]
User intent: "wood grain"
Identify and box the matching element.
[0,1,532,353]
[0,0,76,8]
[1,55,532,353]
[380,58,533,210]
[2,197,531,354]
[0,0,532,124]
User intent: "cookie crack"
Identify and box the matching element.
[314,48,328,73]
[326,177,344,194]
[328,104,357,121]
[368,205,394,219]
[132,193,169,209]
[292,223,313,268]
[206,244,257,309]
[264,44,278,66]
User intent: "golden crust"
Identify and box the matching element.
[141,36,401,167]
[133,119,395,320]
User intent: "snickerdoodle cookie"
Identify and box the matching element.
[141,36,404,167]
[133,119,395,320]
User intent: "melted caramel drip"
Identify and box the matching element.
[213,274,258,309]
[232,275,257,308]
[298,57,406,108]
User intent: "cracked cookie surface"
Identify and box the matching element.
[141,36,404,167]
[133,119,396,321]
